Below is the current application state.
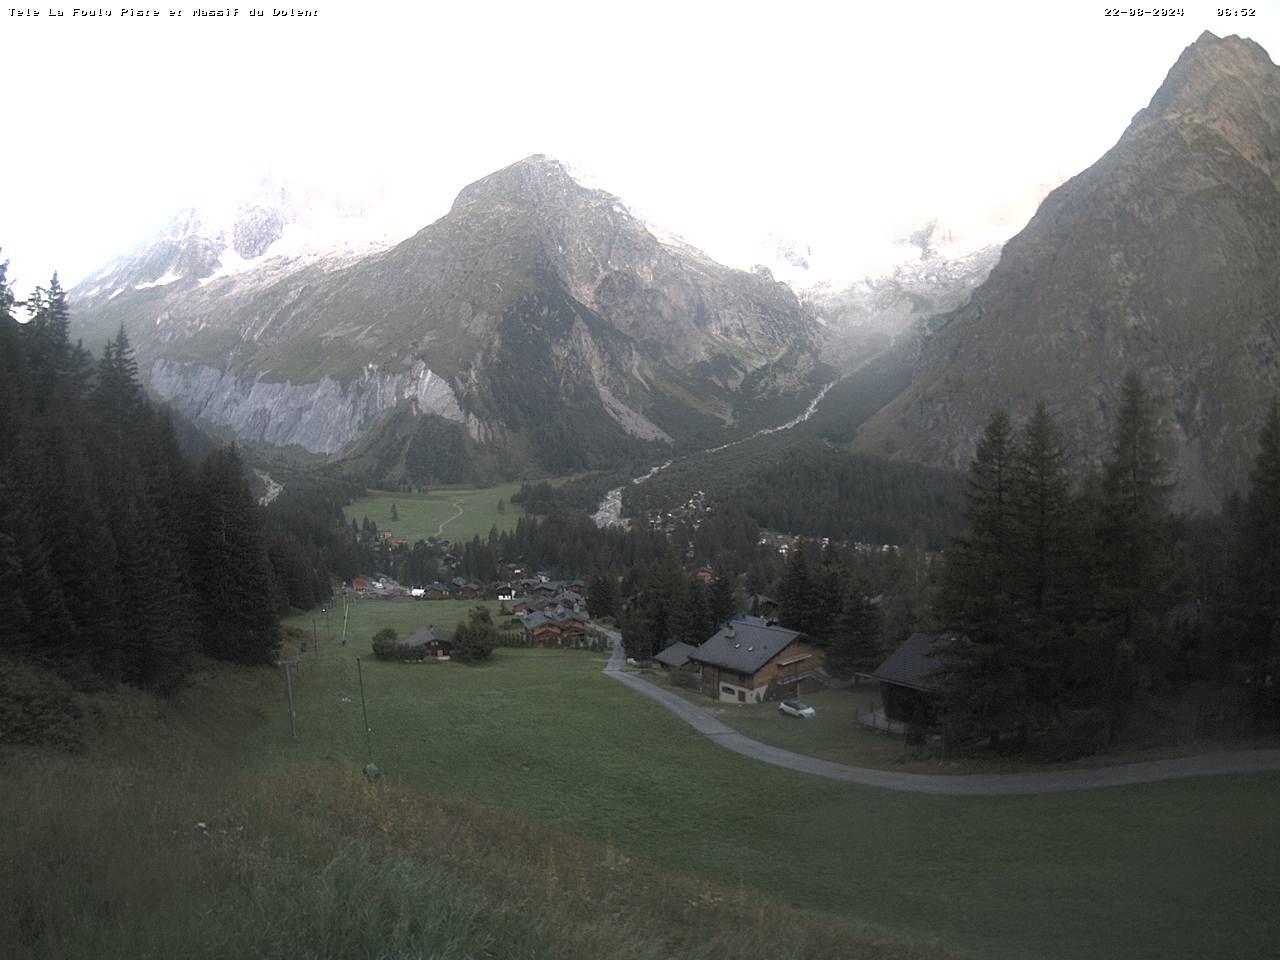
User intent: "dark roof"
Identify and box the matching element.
[868,632,956,691]
[687,619,805,675]
[654,642,696,667]
[404,626,438,648]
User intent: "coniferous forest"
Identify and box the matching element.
[0,257,281,721]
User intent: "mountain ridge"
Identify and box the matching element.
[69,155,824,482]
[851,32,1280,506]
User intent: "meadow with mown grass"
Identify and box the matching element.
[6,600,1278,960]
[343,484,528,545]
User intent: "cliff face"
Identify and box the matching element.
[853,33,1280,506]
[71,156,821,476]
[148,358,475,454]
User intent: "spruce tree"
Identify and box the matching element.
[1095,372,1174,741]
[1235,399,1280,673]
[826,587,883,681]
[707,566,737,630]
[778,547,819,636]
[193,445,281,664]
[935,410,1028,747]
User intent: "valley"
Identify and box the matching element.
[6,626,1277,960]
[5,19,1280,960]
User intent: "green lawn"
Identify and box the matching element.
[256,611,1278,960]
[287,598,511,652]
[344,483,527,544]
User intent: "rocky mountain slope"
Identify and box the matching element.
[809,242,1002,366]
[70,157,823,480]
[852,32,1280,506]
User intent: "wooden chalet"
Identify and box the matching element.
[863,632,955,725]
[522,609,591,647]
[405,626,455,659]
[687,618,824,703]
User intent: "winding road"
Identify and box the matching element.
[600,630,1280,796]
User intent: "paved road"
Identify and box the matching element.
[601,630,1280,796]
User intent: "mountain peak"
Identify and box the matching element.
[450,154,605,214]
[1125,31,1280,181]
[1134,31,1279,125]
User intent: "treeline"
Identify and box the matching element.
[510,473,627,515]
[0,260,280,704]
[618,535,937,670]
[934,375,1280,752]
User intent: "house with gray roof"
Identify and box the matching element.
[864,632,956,724]
[653,641,696,669]
[687,618,824,703]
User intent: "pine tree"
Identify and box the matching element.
[935,410,1028,747]
[1008,402,1072,618]
[391,503,399,522]
[1085,372,1176,741]
[707,566,737,629]
[938,410,1016,630]
[826,587,883,681]
[192,445,280,664]
[1235,399,1280,674]
[778,547,819,636]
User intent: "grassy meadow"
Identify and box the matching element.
[5,603,1279,959]
[344,483,528,544]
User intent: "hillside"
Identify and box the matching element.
[853,32,1280,506]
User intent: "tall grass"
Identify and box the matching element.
[0,752,951,960]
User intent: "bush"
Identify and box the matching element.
[0,658,85,752]
[453,608,497,663]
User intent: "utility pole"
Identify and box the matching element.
[342,599,350,646]
[357,656,380,780]
[312,618,319,657]
[280,660,297,740]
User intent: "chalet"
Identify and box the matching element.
[523,612,563,646]
[688,618,824,703]
[422,582,450,600]
[694,565,715,583]
[556,610,590,643]
[404,626,455,659]
[523,609,592,647]
[864,632,955,726]
[496,583,515,602]
[748,594,780,621]
[654,641,696,669]
[460,581,482,600]
[351,576,370,592]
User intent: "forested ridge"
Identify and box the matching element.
[0,257,283,738]
[624,432,963,548]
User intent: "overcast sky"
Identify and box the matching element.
[3,0,1278,293]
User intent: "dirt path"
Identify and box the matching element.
[435,498,465,537]
[600,630,1280,795]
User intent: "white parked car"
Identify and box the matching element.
[778,699,816,719]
